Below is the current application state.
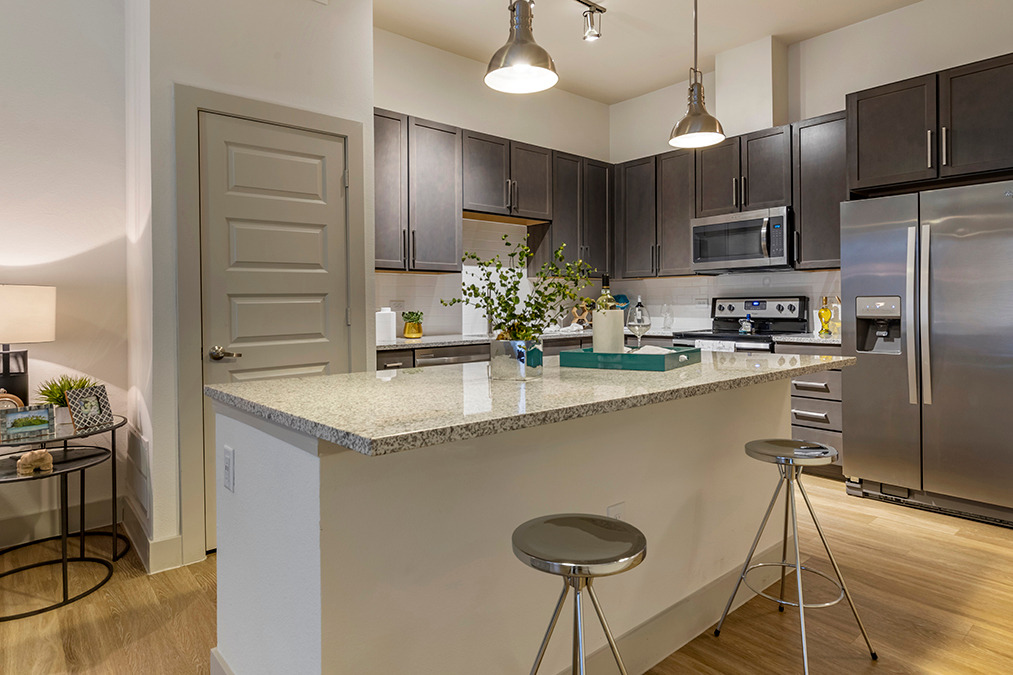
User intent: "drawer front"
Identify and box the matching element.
[790,369,842,401]
[625,335,675,348]
[791,426,843,466]
[790,396,842,432]
[774,343,842,356]
[376,349,414,369]
[415,343,490,366]
[543,337,583,357]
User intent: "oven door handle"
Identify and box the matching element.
[760,217,770,259]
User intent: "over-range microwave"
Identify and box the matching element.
[690,206,793,274]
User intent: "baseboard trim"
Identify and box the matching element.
[122,497,186,573]
[211,648,236,675]
[555,541,790,675]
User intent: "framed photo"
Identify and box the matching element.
[65,385,114,431]
[0,405,55,443]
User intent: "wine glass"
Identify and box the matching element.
[626,297,652,350]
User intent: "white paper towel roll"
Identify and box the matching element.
[592,309,625,353]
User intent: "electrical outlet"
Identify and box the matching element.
[390,300,406,313]
[695,297,709,306]
[223,445,235,493]
[607,502,625,521]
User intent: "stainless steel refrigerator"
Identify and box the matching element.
[841,180,1013,512]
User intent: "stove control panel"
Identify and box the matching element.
[711,297,806,320]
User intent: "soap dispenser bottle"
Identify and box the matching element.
[818,296,832,337]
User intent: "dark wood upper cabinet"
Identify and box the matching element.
[656,149,695,276]
[551,151,581,267]
[846,74,938,190]
[408,117,462,272]
[462,130,510,215]
[939,52,1013,177]
[695,137,740,217]
[741,126,791,210]
[793,111,846,270]
[374,109,408,270]
[616,156,657,278]
[582,158,610,277]
[511,142,553,221]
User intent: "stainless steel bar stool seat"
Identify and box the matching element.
[513,514,646,675]
[714,439,877,674]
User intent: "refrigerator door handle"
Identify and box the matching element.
[920,223,933,405]
[906,226,918,405]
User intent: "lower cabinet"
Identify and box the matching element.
[776,343,844,477]
[376,349,414,370]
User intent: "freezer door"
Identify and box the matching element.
[841,194,922,488]
[920,181,1013,508]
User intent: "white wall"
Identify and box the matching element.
[0,0,127,546]
[141,0,375,563]
[374,29,610,162]
[714,36,788,137]
[789,0,1013,121]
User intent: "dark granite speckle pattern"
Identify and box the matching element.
[772,334,842,346]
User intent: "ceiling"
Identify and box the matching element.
[374,0,920,104]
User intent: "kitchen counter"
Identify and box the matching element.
[375,326,682,351]
[772,334,842,346]
[205,352,852,457]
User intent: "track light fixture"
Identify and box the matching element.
[577,0,605,42]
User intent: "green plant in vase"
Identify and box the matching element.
[402,310,424,338]
[37,374,98,408]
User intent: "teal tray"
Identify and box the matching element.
[558,346,701,372]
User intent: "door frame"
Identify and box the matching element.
[175,85,369,564]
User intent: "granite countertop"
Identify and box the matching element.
[771,334,842,346]
[205,352,854,457]
[376,327,677,351]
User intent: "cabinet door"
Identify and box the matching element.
[511,141,553,220]
[582,158,610,277]
[462,130,510,215]
[617,156,656,278]
[551,151,582,267]
[695,137,740,217]
[374,109,408,270]
[741,126,791,210]
[656,148,694,276]
[846,74,937,190]
[793,112,846,269]
[939,53,1013,178]
[409,117,462,272]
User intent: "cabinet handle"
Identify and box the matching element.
[411,230,417,267]
[926,129,933,169]
[505,179,512,210]
[941,126,948,166]
[794,230,801,265]
[740,175,747,206]
[650,244,656,274]
[384,362,403,369]
[402,229,408,267]
[656,244,661,274]
[732,177,739,207]
[791,409,830,423]
[792,380,830,392]
[512,180,519,213]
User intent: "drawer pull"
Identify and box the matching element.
[793,380,831,392]
[792,409,830,423]
[383,362,403,368]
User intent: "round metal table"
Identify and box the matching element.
[0,415,130,621]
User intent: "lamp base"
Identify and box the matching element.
[1,346,29,406]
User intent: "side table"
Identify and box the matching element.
[0,415,130,621]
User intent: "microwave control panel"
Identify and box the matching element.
[769,217,785,258]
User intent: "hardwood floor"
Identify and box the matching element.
[2,477,1012,673]
[0,532,216,674]
[648,476,1013,674]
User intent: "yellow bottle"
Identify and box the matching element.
[817,296,832,338]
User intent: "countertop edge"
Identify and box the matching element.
[205,357,854,458]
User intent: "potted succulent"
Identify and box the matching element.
[37,374,98,426]
[402,310,424,339]
[443,236,592,380]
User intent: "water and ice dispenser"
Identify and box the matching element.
[854,296,902,354]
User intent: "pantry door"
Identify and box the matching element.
[199,111,350,550]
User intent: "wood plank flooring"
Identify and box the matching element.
[2,477,1012,673]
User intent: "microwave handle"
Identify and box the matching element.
[760,217,769,258]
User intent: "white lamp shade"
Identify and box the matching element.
[0,285,56,344]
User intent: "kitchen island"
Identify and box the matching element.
[205,352,853,675]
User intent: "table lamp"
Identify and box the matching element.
[0,285,57,406]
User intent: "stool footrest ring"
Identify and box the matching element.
[742,561,844,610]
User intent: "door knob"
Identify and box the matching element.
[208,345,242,361]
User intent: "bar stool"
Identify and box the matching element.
[713,439,877,674]
[513,514,646,675]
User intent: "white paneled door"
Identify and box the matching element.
[199,112,350,550]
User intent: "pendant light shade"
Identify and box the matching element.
[485,1,558,94]
[669,0,725,149]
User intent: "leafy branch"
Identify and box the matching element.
[442,235,593,341]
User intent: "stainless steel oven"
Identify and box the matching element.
[691,206,792,273]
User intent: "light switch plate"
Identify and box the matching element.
[224,445,235,493]
[607,502,625,521]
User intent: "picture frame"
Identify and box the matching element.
[65,385,114,431]
[0,404,55,443]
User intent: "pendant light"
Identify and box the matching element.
[485,1,558,94]
[669,0,725,149]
